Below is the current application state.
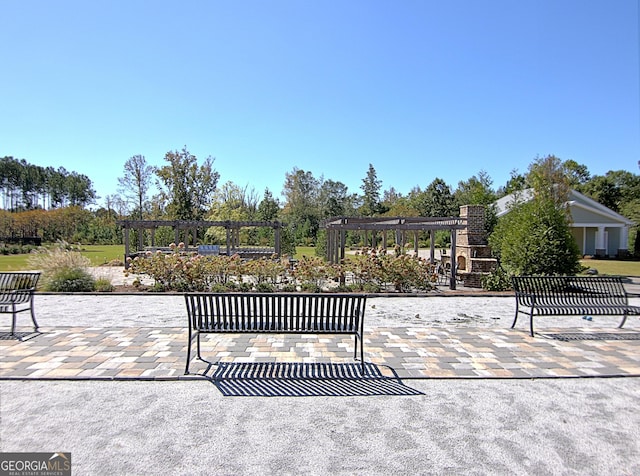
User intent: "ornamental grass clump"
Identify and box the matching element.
[27,242,96,292]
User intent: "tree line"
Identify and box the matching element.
[1,148,639,257]
[0,156,96,210]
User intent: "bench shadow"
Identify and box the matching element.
[202,362,424,397]
[0,330,40,341]
[542,332,640,342]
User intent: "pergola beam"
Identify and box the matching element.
[117,220,285,268]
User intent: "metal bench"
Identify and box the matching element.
[184,292,367,373]
[0,272,40,340]
[197,245,220,256]
[511,275,640,336]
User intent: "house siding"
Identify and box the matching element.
[571,206,621,225]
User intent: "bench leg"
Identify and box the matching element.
[196,333,204,362]
[10,306,20,341]
[511,302,520,329]
[529,312,535,337]
[185,329,193,375]
[619,314,628,329]
[30,304,39,332]
[358,333,365,375]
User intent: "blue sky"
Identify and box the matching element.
[1,1,639,207]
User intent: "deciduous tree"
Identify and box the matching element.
[155,146,219,220]
[118,155,154,219]
[281,168,321,244]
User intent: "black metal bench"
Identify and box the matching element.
[184,293,367,374]
[512,275,640,336]
[197,244,220,256]
[0,272,40,340]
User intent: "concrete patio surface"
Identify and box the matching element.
[1,281,640,475]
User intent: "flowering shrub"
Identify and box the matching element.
[343,248,435,292]
[204,254,243,286]
[126,245,437,293]
[344,248,385,291]
[378,252,435,292]
[242,255,288,287]
[292,255,341,293]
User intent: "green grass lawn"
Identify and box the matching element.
[1,244,316,270]
[293,246,317,260]
[0,245,125,271]
[579,258,640,277]
[1,244,638,277]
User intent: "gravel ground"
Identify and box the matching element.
[2,378,639,475]
[30,266,639,330]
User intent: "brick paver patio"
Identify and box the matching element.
[2,325,639,380]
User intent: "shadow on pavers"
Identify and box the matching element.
[542,331,640,342]
[198,361,424,397]
[0,330,40,341]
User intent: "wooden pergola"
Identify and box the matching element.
[116,220,284,266]
[323,216,467,290]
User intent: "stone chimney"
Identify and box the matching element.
[455,205,496,287]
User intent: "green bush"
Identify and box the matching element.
[47,268,96,292]
[481,267,512,291]
[255,282,275,293]
[0,244,35,255]
[300,282,322,293]
[489,198,581,276]
[94,277,114,292]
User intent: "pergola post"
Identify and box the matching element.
[274,225,281,257]
[395,230,402,253]
[123,226,131,268]
[429,229,436,264]
[450,229,457,290]
[327,229,334,264]
[138,226,144,251]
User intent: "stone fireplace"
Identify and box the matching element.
[455,205,497,288]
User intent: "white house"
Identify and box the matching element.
[494,189,635,257]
